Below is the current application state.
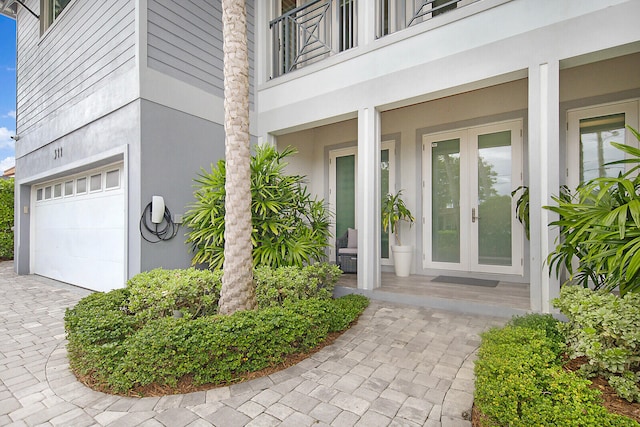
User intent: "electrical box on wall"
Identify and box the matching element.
[151,196,165,223]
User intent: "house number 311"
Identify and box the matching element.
[54,148,63,159]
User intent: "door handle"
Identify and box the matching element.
[472,207,480,223]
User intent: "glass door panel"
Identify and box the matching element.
[381,148,390,259]
[432,139,461,263]
[423,120,523,275]
[335,155,356,239]
[580,113,626,182]
[330,142,394,264]
[477,131,512,266]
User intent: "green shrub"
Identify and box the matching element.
[0,178,14,260]
[126,268,222,322]
[508,313,565,357]
[65,285,368,394]
[65,289,137,385]
[184,145,331,269]
[553,286,640,402]
[474,314,638,426]
[123,263,340,322]
[65,289,136,345]
[254,263,342,308]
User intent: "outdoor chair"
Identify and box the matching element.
[336,228,357,273]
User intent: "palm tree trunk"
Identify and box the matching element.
[219,0,256,315]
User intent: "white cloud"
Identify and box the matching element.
[0,157,14,174]
[0,127,16,150]
[6,110,15,119]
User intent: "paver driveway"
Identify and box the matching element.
[0,262,506,426]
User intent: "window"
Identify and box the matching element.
[44,186,52,200]
[64,181,74,196]
[90,174,102,192]
[36,188,43,201]
[105,170,120,189]
[76,177,87,194]
[567,100,639,189]
[41,0,72,32]
[53,183,62,198]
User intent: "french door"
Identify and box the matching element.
[329,141,395,263]
[423,120,523,275]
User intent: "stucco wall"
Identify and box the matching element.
[138,100,226,273]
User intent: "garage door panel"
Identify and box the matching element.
[33,165,125,291]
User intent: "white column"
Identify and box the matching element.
[528,61,560,313]
[357,107,381,291]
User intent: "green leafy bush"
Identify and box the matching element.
[553,286,640,402]
[126,268,222,322]
[0,178,14,260]
[184,145,331,269]
[254,263,342,307]
[546,126,640,295]
[65,289,137,385]
[508,313,565,356]
[122,263,340,323]
[474,314,638,426]
[65,277,368,394]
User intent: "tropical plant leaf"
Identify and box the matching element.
[545,126,640,295]
[184,145,331,269]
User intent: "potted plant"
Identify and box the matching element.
[382,190,415,277]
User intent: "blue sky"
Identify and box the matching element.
[0,14,16,173]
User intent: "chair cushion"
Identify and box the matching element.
[347,228,358,248]
[338,247,358,255]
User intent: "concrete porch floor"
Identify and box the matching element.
[335,272,531,318]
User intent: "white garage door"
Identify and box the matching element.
[33,164,126,292]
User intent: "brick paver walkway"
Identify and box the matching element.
[0,262,505,426]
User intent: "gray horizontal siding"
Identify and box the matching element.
[147,0,255,107]
[16,0,136,134]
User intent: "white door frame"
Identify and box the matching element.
[329,146,358,263]
[422,119,523,275]
[328,140,395,264]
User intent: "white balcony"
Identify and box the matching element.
[269,0,479,78]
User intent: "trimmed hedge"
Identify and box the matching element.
[474,314,638,427]
[65,266,367,394]
[0,178,14,260]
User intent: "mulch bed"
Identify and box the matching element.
[472,355,640,426]
[563,356,640,423]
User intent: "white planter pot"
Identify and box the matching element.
[391,245,413,277]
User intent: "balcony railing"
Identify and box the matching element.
[378,0,474,38]
[270,0,356,78]
[270,0,476,78]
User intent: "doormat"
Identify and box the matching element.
[432,275,499,287]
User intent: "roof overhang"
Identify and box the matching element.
[0,0,17,19]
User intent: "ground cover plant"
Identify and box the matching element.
[554,286,640,404]
[65,264,368,395]
[474,313,639,426]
